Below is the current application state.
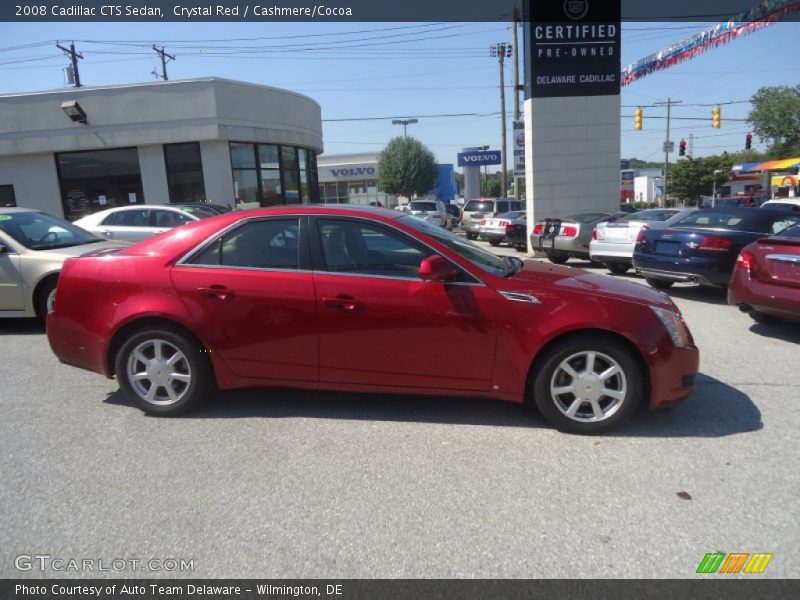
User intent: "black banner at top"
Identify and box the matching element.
[1,0,800,22]
[524,0,621,98]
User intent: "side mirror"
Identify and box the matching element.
[419,255,458,283]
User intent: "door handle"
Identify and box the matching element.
[100,229,112,237]
[322,295,363,311]
[197,285,236,301]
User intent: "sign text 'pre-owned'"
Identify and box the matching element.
[524,0,621,98]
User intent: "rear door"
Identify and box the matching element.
[101,208,154,241]
[170,216,318,381]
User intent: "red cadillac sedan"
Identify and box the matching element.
[47,205,699,434]
[728,222,800,324]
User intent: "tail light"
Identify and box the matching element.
[499,220,509,227]
[533,223,544,235]
[699,235,734,252]
[635,224,650,247]
[480,220,486,226]
[736,250,754,270]
[591,228,598,240]
[561,225,578,237]
[505,223,514,235]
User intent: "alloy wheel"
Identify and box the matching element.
[549,351,627,423]
[126,339,192,406]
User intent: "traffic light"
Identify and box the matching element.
[679,139,686,156]
[746,132,753,150]
[634,107,643,131]
[712,105,721,129]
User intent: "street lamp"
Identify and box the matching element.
[392,118,418,137]
[478,145,489,195]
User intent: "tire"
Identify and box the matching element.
[531,335,643,434]
[749,309,780,325]
[607,263,631,275]
[115,327,213,416]
[466,232,478,240]
[547,253,569,265]
[515,244,526,252]
[644,277,674,290]
[489,239,501,247]
[36,277,58,319]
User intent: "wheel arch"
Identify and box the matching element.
[32,271,60,317]
[106,316,211,378]
[524,328,652,411]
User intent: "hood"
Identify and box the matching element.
[502,261,675,310]
[34,240,129,259]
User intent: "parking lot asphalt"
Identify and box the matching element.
[1,238,798,579]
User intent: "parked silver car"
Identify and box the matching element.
[0,208,126,318]
[531,212,628,264]
[461,198,524,240]
[590,208,696,274]
[73,204,212,242]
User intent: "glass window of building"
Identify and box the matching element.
[229,143,318,208]
[56,147,144,222]
[164,143,206,203]
[0,185,16,207]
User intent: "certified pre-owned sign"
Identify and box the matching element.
[457,151,502,167]
[525,0,621,98]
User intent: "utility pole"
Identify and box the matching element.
[490,43,510,198]
[56,42,83,88]
[688,133,694,159]
[655,98,682,206]
[511,9,522,200]
[152,45,175,81]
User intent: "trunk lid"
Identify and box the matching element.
[750,237,800,289]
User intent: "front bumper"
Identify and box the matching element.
[649,344,700,409]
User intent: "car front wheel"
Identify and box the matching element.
[115,328,213,416]
[532,336,643,434]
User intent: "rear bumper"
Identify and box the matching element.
[47,312,110,377]
[728,271,800,321]
[530,234,588,257]
[633,255,732,286]
[589,241,634,262]
[462,222,482,233]
[479,231,506,242]
[649,344,700,409]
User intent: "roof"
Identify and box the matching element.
[731,157,800,172]
[0,207,39,213]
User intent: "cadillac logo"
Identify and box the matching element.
[563,0,589,20]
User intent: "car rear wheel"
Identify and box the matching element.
[466,232,478,240]
[532,336,642,434]
[607,263,631,275]
[115,328,212,416]
[644,277,674,290]
[547,253,569,265]
[489,239,501,247]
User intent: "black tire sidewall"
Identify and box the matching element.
[37,278,57,319]
[547,253,569,265]
[532,337,643,434]
[115,328,211,416]
[608,263,630,275]
[645,277,674,290]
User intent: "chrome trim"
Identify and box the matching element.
[499,291,541,304]
[766,253,800,265]
[313,270,484,286]
[176,263,313,275]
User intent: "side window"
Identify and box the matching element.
[152,209,193,228]
[100,212,118,226]
[773,216,800,234]
[497,201,508,213]
[318,219,429,278]
[115,209,149,227]
[190,218,300,269]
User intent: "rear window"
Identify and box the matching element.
[464,201,493,212]
[408,201,437,212]
[563,212,609,223]
[623,209,678,222]
[673,210,799,233]
[775,224,800,239]
[498,211,524,219]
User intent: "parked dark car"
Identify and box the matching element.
[506,213,527,251]
[633,208,800,290]
[728,223,800,324]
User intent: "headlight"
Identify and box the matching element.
[651,306,692,348]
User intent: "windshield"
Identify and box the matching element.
[498,211,525,220]
[408,202,437,212]
[0,211,99,250]
[464,201,493,212]
[399,215,510,277]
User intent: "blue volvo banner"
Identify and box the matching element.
[457,150,502,167]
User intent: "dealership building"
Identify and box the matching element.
[0,78,323,220]
[317,152,458,207]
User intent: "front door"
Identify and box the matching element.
[170,216,317,381]
[0,232,23,311]
[311,217,497,391]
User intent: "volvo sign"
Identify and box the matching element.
[457,150,502,167]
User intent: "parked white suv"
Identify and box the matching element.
[461,198,524,240]
[407,200,450,228]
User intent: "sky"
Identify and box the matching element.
[1,19,799,166]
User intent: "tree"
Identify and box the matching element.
[747,85,800,157]
[377,137,438,199]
